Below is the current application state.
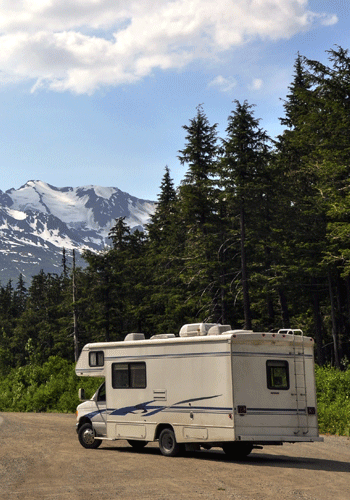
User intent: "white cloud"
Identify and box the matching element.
[0,0,338,94]
[249,78,263,91]
[208,75,237,93]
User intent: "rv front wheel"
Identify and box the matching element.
[158,428,182,457]
[78,423,102,449]
[222,442,253,460]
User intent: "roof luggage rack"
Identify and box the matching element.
[278,329,304,335]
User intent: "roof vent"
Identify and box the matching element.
[230,329,254,334]
[179,323,219,337]
[150,334,176,340]
[124,333,145,341]
[207,325,232,335]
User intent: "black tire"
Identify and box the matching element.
[158,428,182,457]
[78,422,102,449]
[222,442,253,460]
[201,444,212,450]
[127,440,148,450]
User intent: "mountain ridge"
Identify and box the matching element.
[0,180,156,284]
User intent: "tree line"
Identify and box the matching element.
[1,46,350,372]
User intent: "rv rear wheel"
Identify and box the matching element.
[78,423,102,449]
[158,428,182,457]
[222,442,253,460]
[127,440,148,450]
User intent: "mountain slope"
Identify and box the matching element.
[0,181,155,284]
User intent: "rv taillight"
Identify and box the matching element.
[307,407,316,415]
[237,405,247,414]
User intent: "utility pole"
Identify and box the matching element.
[72,249,79,362]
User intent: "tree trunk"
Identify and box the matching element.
[312,283,324,366]
[266,294,275,331]
[328,269,340,368]
[278,288,290,329]
[240,201,252,330]
[72,250,79,362]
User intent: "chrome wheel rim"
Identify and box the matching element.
[82,428,95,445]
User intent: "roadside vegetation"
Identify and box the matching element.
[316,364,350,436]
[1,47,350,434]
[0,356,102,413]
[0,357,349,436]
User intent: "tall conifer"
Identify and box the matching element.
[220,100,271,330]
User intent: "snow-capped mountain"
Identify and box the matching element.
[0,181,156,284]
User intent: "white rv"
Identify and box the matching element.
[75,323,322,458]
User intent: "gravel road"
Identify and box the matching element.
[0,412,349,500]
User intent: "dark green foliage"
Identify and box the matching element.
[316,364,350,436]
[0,356,102,413]
[176,106,226,323]
[219,100,272,329]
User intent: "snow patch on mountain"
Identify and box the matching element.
[7,209,27,220]
[8,180,154,235]
[0,180,156,283]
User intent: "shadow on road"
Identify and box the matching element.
[244,452,350,473]
[101,444,350,473]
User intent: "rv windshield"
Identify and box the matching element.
[96,382,106,402]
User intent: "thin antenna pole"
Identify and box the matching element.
[72,249,79,362]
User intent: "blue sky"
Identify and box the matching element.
[0,0,349,201]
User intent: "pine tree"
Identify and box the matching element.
[302,46,350,366]
[219,100,271,330]
[178,104,218,231]
[145,167,187,333]
[275,54,328,362]
[176,105,223,322]
[147,166,177,244]
[108,217,131,250]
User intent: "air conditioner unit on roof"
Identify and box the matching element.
[207,325,232,335]
[124,333,145,341]
[179,323,219,337]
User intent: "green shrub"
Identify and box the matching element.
[0,356,103,413]
[315,365,350,436]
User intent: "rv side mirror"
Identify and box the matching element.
[78,388,86,401]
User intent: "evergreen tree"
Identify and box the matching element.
[145,167,187,333]
[108,217,131,250]
[220,100,271,330]
[178,104,218,231]
[14,274,27,316]
[274,47,350,366]
[177,105,222,322]
[303,46,350,366]
[147,166,177,244]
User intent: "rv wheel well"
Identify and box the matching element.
[155,424,173,440]
[78,416,91,430]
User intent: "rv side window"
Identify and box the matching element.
[112,362,146,389]
[89,351,104,367]
[266,360,289,390]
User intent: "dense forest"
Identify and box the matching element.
[2,46,350,373]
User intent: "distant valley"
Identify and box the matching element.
[0,181,155,284]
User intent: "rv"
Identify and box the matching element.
[75,323,322,458]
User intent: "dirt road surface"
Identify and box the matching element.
[0,412,349,500]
